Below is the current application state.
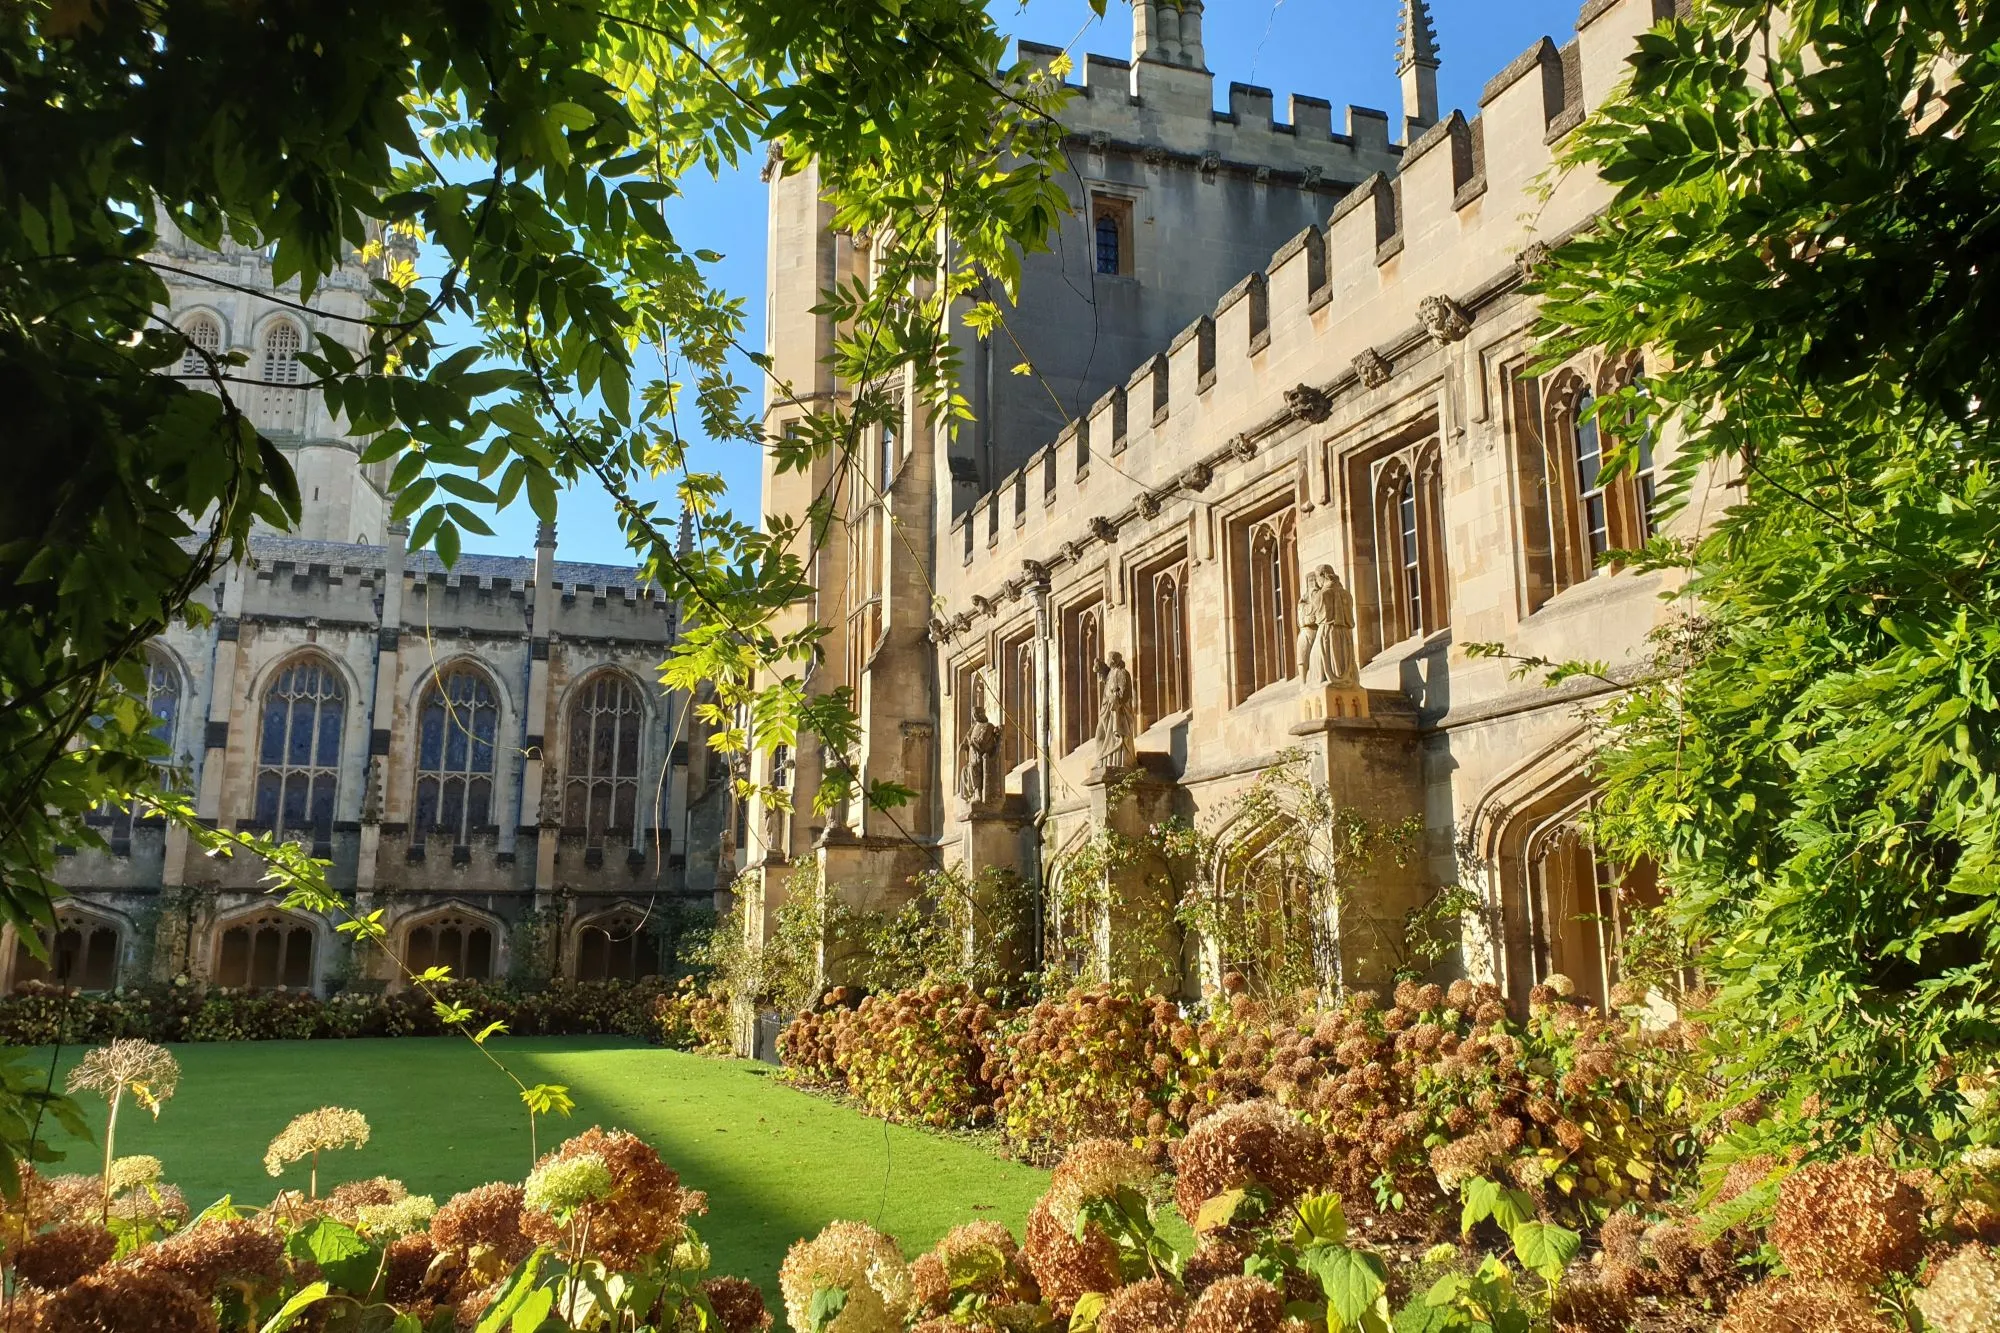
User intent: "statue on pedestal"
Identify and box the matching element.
[1095,651,1138,772]
[958,682,1002,804]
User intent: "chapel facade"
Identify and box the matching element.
[26,228,733,996]
[744,0,1711,1015]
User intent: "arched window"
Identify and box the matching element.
[412,666,499,846]
[564,673,643,843]
[402,911,495,982]
[1001,635,1036,771]
[1398,471,1423,634]
[573,912,662,983]
[1572,388,1610,568]
[98,651,183,841]
[178,314,221,377]
[1063,602,1103,754]
[254,657,345,840]
[261,322,303,385]
[214,912,315,989]
[1140,556,1190,724]
[1369,448,1449,650]
[1096,214,1121,275]
[12,911,121,991]
[1244,510,1297,697]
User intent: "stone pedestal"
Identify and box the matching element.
[1300,684,1371,724]
[959,798,1031,977]
[1082,757,1183,993]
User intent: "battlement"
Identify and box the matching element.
[1015,37,1402,187]
[950,0,1669,590]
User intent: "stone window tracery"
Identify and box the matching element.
[1367,443,1449,650]
[178,313,221,377]
[563,672,642,843]
[12,909,121,991]
[214,911,315,990]
[1532,362,1661,603]
[402,910,495,982]
[573,911,662,982]
[254,656,345,841]
[261,321,303,385]
[1001,633,1037,771]
[1138,553,1190,725]
[1240,507,1297,699]
[97,650,182,841]
[1062,599,1103,754]
[412,666,499,846]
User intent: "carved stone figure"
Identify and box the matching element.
[1095,652,1139,772]
[360,755,384,825]
[1418,294,1472,345]
[958,683,1002,804]
[1285,383,1333,425]
[1299,565,1360,687]
[539,751,563,828]
[1353,348,1393,389]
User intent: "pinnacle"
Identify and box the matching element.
[1398,0,1440,71]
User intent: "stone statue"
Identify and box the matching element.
[539,751,563,828]
[958,682,1002,804]
[1095,652,1138,772]
[360,755,384,825]
[1301,565,1359,688]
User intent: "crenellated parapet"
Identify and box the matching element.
[940,0,1668,615]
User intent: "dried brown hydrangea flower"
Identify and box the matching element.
[66,1040,181,1218]
[1044,1139,1156,1233]
[1098,1276,1188,1333]
[41,1265,217,1333]
[1718,1278,1895,1333]
[1551,1277,1633,1333]
[519,1128,689,1270]
[1022,1194,1122,1317]
[325,1175,404,1224]
[1771,1156,1925,1286]
[1172,1099,1327,1224]
[431,1181,532,1263]
[263,1107,371,1197]
[702,1274,774,1333]
[1185,1274,1284,1333]
[132,1215,284,1300]
[11,1221,115,1289]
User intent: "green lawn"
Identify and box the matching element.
[22,1037,1051,1300]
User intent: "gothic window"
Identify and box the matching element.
[261,321,303,385]
[1368,445,1449,650]
[1091,194,1133,277]
[1572,388,1610,567]
[1531,365,1660,605]
[573,912,662,982]
[1138,554,1190,725]
[215,912,315,989]
[12,911,121,991]
[878,395,903,492]
[1001,633,1037,771]
[97,650,183,841]
[563,672,642,843]
[1062,599,1103,754]
[254,656,345,840]
[178,313,221,377]
[1240,507,1297,700]
[402,911,495,982]
[412,666,499,846]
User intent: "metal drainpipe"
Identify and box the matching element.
[1029,580,1054,971]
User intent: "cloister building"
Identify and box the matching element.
[744,0,1710,1012]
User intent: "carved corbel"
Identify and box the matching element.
[1089,516,1119,544]
[1286,384,1333,425]
[1353,348,1392,389]
[1179,461,1214,492]
[1418,294,1473,345]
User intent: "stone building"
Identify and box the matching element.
[22,229,731,995]
[747,0,1712,1012]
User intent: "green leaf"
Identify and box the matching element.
[258,1281,331,1333]
[807,1285,849,1333]
[511,1285,554,1332]
[1294,1191,1348,1248]
[1300,1244,1387,1330]
[1510,1221,1582,1283]
[1068,1291,1106,1333]
[285,1218,378,1294]
[1194,1187,1248,1234]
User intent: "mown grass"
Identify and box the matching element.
[22,1036,1052,1300]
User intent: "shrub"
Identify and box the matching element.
[992,986,1185,1160]
[653,977,732,1053]
[1770,1155,1925,1286]
[832,983,1005,1128]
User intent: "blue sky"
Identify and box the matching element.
[484,0,1580,567]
